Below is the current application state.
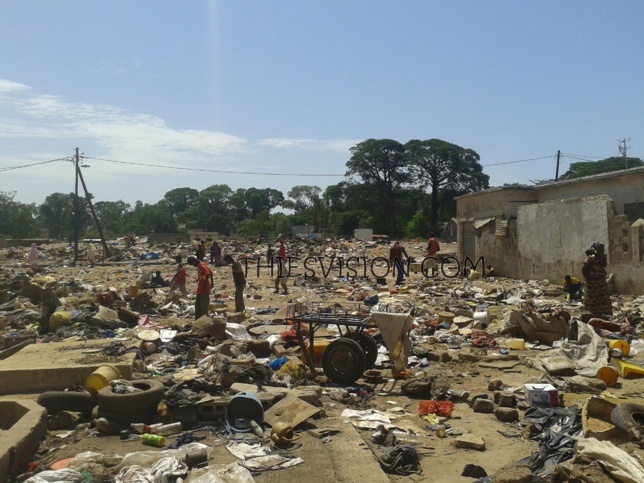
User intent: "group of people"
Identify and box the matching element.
[563,241,612,316]
[389,234,440,285]
[165,238,283,320]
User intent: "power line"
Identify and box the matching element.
[0,157,69,172]
[560,154,604,162]
[82,156,346,177]
[560,152,604,159]
[481,155,553,167]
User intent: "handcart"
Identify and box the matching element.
[286,303,378,384]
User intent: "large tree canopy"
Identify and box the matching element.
[406,139,489,230]
[346,139,414,236]
[560,156,643,180]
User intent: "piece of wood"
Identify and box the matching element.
[264,393,320,428]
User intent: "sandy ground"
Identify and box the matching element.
[2,239,644,482]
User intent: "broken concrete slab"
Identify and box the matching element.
[0,399,48,483]
[0,338,138,395]
[264,393,321,428]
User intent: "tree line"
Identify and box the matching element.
[1,139,640,241]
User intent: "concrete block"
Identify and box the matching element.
[472,398,495,413]
[0,339,138,396]
[454,434,486,451]
[0,399,48,483]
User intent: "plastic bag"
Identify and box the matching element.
[24,469,84,482]
[418,400,454,417]
[189,462,254,483]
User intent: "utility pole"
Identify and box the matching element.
[76,160,111,259]
[73,148,80,264]
[555,150,561,181]
[618,138,630,169]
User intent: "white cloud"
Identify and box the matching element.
[0,79,30,93]
[258,138,358,152]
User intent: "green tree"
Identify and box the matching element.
[40,193,80,240]
[0,191,40,238]
[163,187,200,217]
[346,139,412,236]
[196,185,233,233]
[94,200,131,238]
[560,157,643,180]
[406,139,489,230]
[285,185,326,232]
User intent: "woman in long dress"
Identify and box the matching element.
[581,245,612,316]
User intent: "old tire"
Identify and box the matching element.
[97,379,165,413]
[91,405,157,425]
[346,332,378,370]
[321,338,367,384]
[611,403,644,433]
[37,391,96,415]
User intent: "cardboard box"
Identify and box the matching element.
[524,383,559,407]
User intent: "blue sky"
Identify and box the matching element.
[1,1,642,207]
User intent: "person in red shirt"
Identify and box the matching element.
[426,234,441,276]
[169,263,187,294]
[389,241,409,285]
[187,256,214,319]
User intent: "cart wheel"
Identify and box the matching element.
[347,332,378,370]
[321,338,367,384]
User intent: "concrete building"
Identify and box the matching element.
[455,166,644,295]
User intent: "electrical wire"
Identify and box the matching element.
[81,156,345,177]
[560,152,604,159]
[0,157,69,172]
[481,155,553,167]
[560,154,605,162]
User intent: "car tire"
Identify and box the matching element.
[346,332,379,369]
[37,391,97,415]
[321,338,367,384]
[611,403,644,433]
[97,379,165,413]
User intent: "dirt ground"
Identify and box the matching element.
[2,239,644,482]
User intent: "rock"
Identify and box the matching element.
[454,434,486,451]
[488,380,504,391]
[494,391,516,407]
[472,398,495,413]
[401,378,433,396]
[49,410,77,430]
[226,312,245,323]
[492,462,532,482]
[246,339,271,358]
[494,407,519,422]
[193,315,226,340]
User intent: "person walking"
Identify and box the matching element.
[273,237,289,294]
[169,263,188,294]
[187,256,214,319]
[425,233,441,276]
[224,254,246,312]
[389,241,409,285]
[195,241,206,261]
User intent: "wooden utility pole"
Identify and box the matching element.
[555,150,561,181]
[73,148,80,264]
[76,162,111,259]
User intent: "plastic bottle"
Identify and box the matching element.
[155,422,183,436]
[140,434,166,447]
[131,423,154,434]
[249,420,264,437]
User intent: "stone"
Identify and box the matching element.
[48,411,77,430]
[494,407,519,422]
[494,391,516,407]
[226,312,245,323]
[454,434,486,451]
[492,462,532,482]
[472,398,495,413]
[488,380,504,391]
[246,339,271,358]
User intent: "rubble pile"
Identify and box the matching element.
[1,237,643,482]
